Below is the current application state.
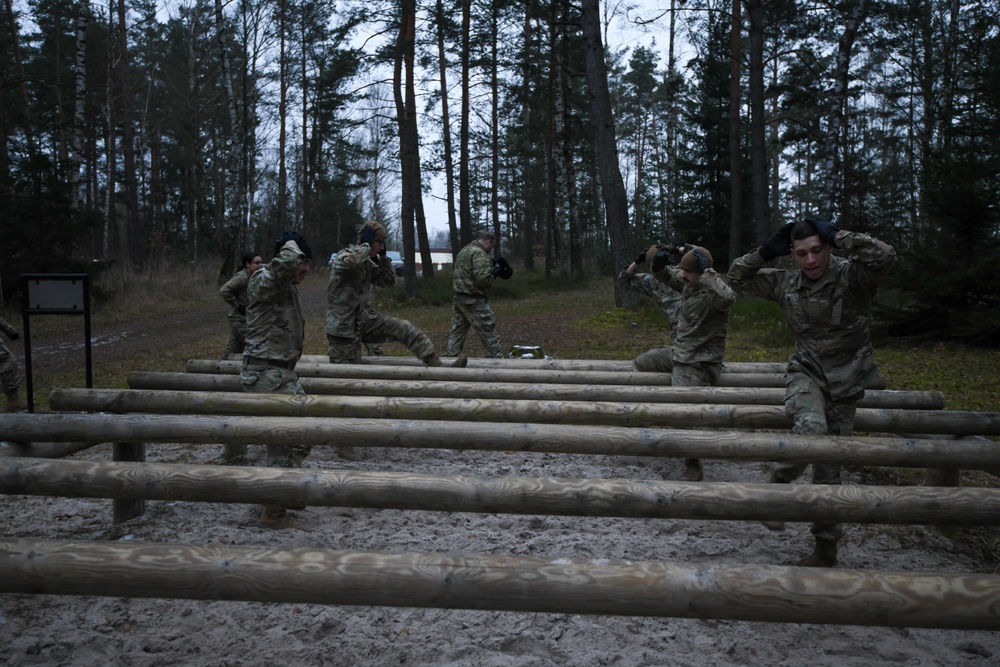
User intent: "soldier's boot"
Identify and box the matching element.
[333,445,362,461]
[760,471,786,531]
[423,353,443,367]
[796,537,838,568]
[258,505,312,531]
[682,458,703,482]
[5,389,27,413]
[452,355,469,368]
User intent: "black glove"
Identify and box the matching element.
[806,216,839,246]
[274,230,312,259]
[650,247,672,272]
[9,331,19,341]
[379,245,387,257]
[237,305,247,317]
[634,250,647,265]
[692,248,711,272]
[359,226,376,245]
[758,222,795,261]
[494,256,513,280]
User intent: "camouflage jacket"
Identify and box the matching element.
[219,268,251,319]
[651,266,736,365]
[0,315,16,339]
[727,231,896,400]
[243,242,306,364]
[326,243,396,339]
[452,240,495,297]
[619,269,683,334]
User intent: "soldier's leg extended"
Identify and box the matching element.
[443,296,472,356]
[240,365,312,528]
[327,334,364,364]
[365,313,450,366]
[633,346,674,374]
[670,361,721,482]
[461,295,502,358]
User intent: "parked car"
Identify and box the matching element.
[385,250,404,276]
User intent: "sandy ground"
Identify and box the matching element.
[2,437,999,667]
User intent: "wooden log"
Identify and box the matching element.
[48,388,1000,436]
[285,354,791,374]
[188,359,814,389]
[6,457,1000,526]
[3,413,997,469]
[129,371,943,410]
[2,538,998,629]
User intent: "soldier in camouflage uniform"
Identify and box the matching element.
[326,221,455,367]
[619,244,683,337]
[444,231,511,358]
[0,315,27,412]
[240,231,312,529]
[728,216,895,567]
[219,251,262,360]
[633,244,736,482]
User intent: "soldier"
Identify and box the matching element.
[219,251,262,361]
[240,231,312,529]
[633,244,735,482]
[728,216,895,567]
[619,244,683,336]
[444,231,512,359]
[0,315,26,412]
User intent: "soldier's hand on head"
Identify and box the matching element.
[693,248,711,272]
[806,216,840,246]
[634,250,647,265]
[758,221,795,261]
[650,247,672,272]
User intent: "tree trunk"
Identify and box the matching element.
[728,0,743,264]
[70,2,88,210]
[278,0,288,228]
[580,0,632,307]
[117,0,141,265]
[458,0,471,247]
[747,0,768,245]
[435,0,459,257]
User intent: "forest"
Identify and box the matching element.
[1,0,998,343]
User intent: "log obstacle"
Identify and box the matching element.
[4,413,998,469]
[2,538,999,629]
[5,457,1000,526]
[283,354,791,374]
[128,371,943,410]
[48,387,1000,436]
[0,439,95,460]
[188,359,849,389]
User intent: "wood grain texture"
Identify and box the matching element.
[2,538,998,629]
[3,413,995,468]
[48,388,1000,435]
[128,372,944,410]
[4,457,1000,526]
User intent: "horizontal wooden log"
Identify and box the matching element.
[49,388,1000,436]
[129,372,943,410]
[189,359,823,389]
[284,354,790,374]
[3,413,996,469]
[5,457,1000,526]
[2,538,998,629]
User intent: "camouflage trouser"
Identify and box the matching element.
[443,294,502,358]
[771,371,860,542]
[327,313,436,364]
[633,346,721,386]
[239,364,311,467]
[0,341,20,393]
[220,317,248,361]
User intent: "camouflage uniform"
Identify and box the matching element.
[728,230,896,547]
[632,266,735,383]
[0,315,22,394]
[219,268,252,360]
[632,266,735,478]
[326,244,436,363]
[240,242,310,470]
[444,239,502,358]
[618,269,683,338]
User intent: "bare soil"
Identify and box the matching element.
[2,280,999,666]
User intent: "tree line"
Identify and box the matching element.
[2,0,998,342]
